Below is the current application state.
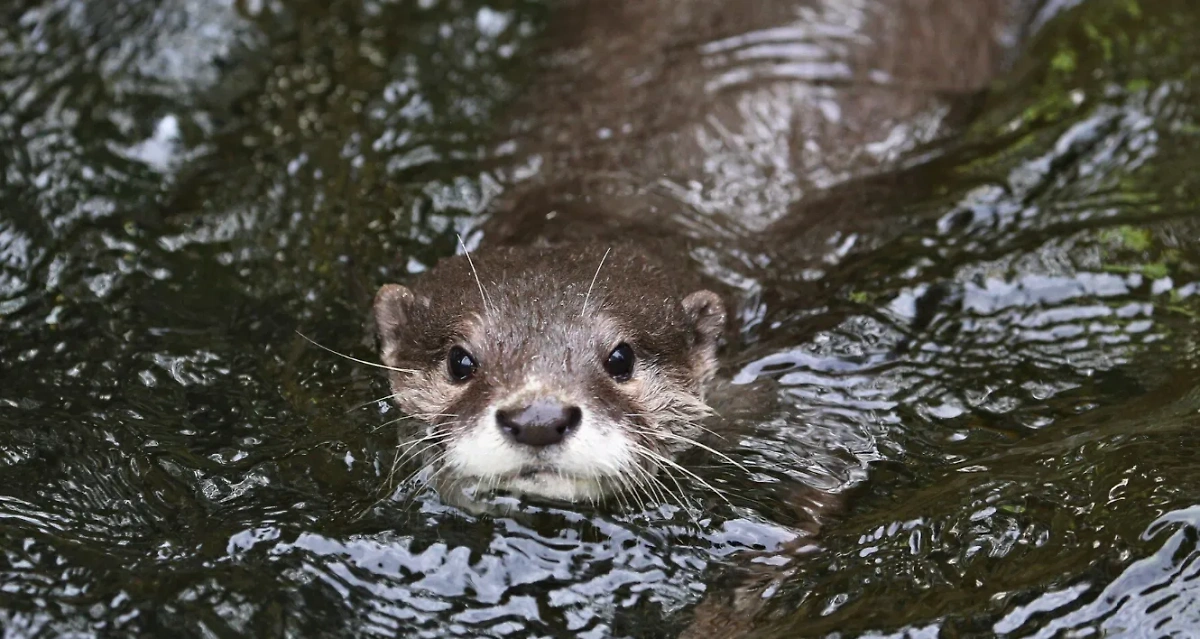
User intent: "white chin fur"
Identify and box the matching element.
[441,406,635,503]
[498,473,609,502]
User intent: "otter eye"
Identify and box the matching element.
[447,346,477,382]
[604,343,635,381]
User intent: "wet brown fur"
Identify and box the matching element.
[374,242,726,503]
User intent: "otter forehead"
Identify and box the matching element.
[400,244,702,362]
[414,244,701,310]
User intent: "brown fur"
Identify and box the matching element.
[373,242,726,505]
[484,0,1038,245]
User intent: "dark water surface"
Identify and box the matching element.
[3,0,1200,637]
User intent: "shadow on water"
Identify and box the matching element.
[3,0,1200,637]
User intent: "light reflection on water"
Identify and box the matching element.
[3,0,1200,637]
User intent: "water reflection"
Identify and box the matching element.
[213,500,800,637]
[4,0,1200,637]
[998,505,1200,636]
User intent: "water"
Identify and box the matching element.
[3,0,1200,637]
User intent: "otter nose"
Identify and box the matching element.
[496,399,582,447]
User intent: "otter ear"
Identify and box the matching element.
[374,284,416,362]
[682,289,726,360]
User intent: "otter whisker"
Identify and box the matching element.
[622,457,671,515]
[372,413,459,433]
[580,247,612,318]
[633,446,733,510]
[346,392,401,414]
[625,433,681,499]
[624,481,646,514]
[610,475,634,512]
[409,412,461,422]
[627,468,656,514]
[358,446,450,519]
[625,463,667,514]
[632,460,673,506]
[401,449,451,495]
[646,463,694,516]
[418,455,451,488]
[383,445,405,493]
[388,434,453,492]
[469,474,487,504]
[638,469,673,512]
[629,449,699,526]
[593,456,632,506]
[625,412,726,441]
[604,474,627,511]
[393,430,453,464]
[614,468,643,514]
[411,454,452,497]
[630,445,688,501]
[380,434,441,495]
[457,233,495,319]
[296,331,419,375]
[629,427,750,475]
[370,413,418,433]
[392,450,452,513]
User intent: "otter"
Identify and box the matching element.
[371,1,1042,513]
[373,242,726,507]
[370,1,1045,634]
[372,0,1043,510]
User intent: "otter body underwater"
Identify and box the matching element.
[371,0,1042,510]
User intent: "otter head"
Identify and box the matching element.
[373,243,726,506]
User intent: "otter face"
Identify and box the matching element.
[372,245,725,506]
